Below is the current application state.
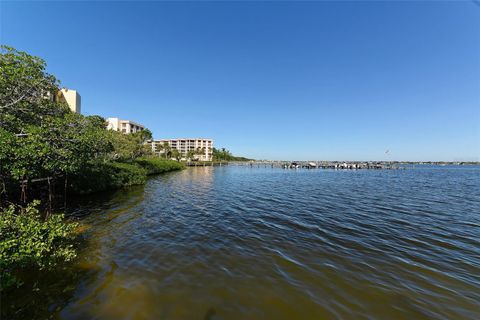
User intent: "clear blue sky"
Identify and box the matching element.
[2,1,479,161]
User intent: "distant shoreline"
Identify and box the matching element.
[232,160,480,165]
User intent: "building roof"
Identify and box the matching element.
[152,138,212,141]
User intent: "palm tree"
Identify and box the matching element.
[195,147,205,161]
[187,150,195,161]
[162,142,171,159]
[156,143,164,158]
[171,149,181,161]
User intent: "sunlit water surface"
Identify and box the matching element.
[7,166,480,319]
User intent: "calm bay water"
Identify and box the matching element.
[7,166,480,319]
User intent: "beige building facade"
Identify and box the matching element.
[106,117,145,134]
[149,138,213,161]
[52,88,81,113]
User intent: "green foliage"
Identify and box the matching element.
[212,147,251,162]
[0,200,79,290]
[186,150,196,161]
[138,128,153,141]
[157,141,172,159]
[0,46,114,201]
[109,130,152,161]
[105,162,147,187]
[69,159,184,194]
[0,46,186,302]
[135,157,184,175]
[0,45,66,131]
[183,147,207,161]
[69,161,147,194]
[0,46,178,201]
[2,113,113,181]
[0,46,187,188]
[170,148,182,161]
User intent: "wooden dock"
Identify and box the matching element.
[185,161,228,167]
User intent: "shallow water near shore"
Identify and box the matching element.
[6,165,480,319]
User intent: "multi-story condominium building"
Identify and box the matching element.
[149,138,213,161]
[106,117,145,134]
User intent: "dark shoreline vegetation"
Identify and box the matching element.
[70,157,184,195]
[212,147,251,162]
[0,46,184,292]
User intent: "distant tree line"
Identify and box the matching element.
[212,147,251,162]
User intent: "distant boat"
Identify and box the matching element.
[308,162,317,168]
[290,162,300,169]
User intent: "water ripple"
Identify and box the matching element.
[57,165,480,319]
